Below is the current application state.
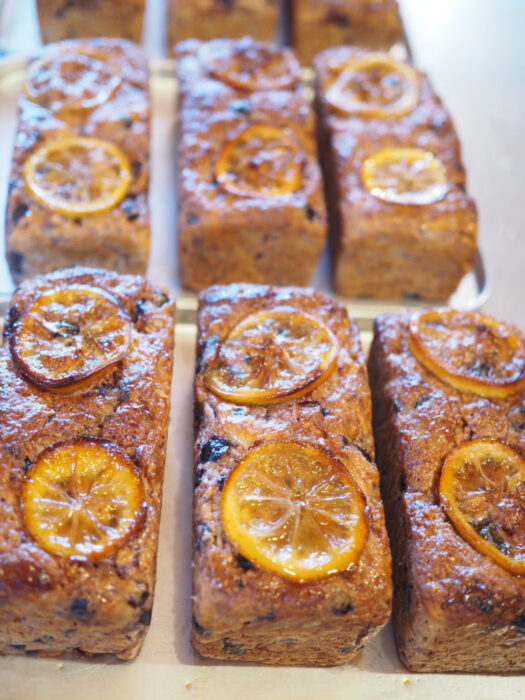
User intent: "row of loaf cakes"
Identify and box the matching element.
[313,46,478,300]
[175,37,327,291]
[5,38,150,285]
[36,0,405,65]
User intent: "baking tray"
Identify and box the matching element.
[0,54,490,322]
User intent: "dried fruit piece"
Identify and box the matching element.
[23,137,132,217]
[362,147,449,206]
[409,310,525,398]
[207,39,300,92]
[326,53,419,118]
[10,285,130,388]
[25,49,121,114]
[215,125,303,198]
[221,442,368,582]
[440,440,525,575]
[21,438,146,561]
[204,307,338,404]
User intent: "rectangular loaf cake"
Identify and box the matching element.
[368,310,525,672]
[37,0,145,44]
[291,0,404,65]
[314,47,477,300]
[5,38,150,285]
[0,267,174,659]
[176,39,327,292]
[168,1,280,56]
[192,283,392,665]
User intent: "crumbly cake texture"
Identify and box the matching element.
[0,267,174,660]
[192,283,392,666]
[368,312,525,673]
[5,38,150,285]
[168,0,279,56]
[314,46,478,300]
[176,39,327,292]
[291,0,404,65]
[37,0,145,43]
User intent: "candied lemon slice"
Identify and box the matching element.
[409,310,525,399]
[21,438,146,561]
[10,285,131,389]
[440,440,525,575]
[215,125,303,198]
[221,442,369,582]
[362,147,449,206]
[204,307,339,404]
[23,137,132,217]
[207,39,300,92]
[326,53,419,118]
[25,49,121,114]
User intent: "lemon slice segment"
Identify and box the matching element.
[23,137,132,217]
[204,307,339,405]
[221,442,369,582]
[21,438,146,561]
[215,125,303,198]
[326,53,419,118]
[10,285,131,389]
[207,39,300,92]
[440,440,525,575]
[25,49,121,115]
[362,147,449,206]
[409,310,525,399]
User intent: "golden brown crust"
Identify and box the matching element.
[37,0,145,43]
[192,283,392,666]
[0,267,174,659]
[292,0,404,65]
[5,39,150,285]
[368,312,525,672]
[176,39,327,292]
[314,47,477,300]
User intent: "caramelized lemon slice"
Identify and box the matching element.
[10,285,131,389]
[326,53,419,118]
[362,147,449,206]
[409,310,525,398]
[221,442,368,582]
[21,438,146,561]
[440,440,525,575]
[207,39,300,92]
[215,125,303,198]
[25,49,121,114]
[23,137,132,217]
[204,307,339,405]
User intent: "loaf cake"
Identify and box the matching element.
[168,1,280,56]
[368,309,525,672]
[37,0,145,44]
[314,47,478,300]
[5,38,150,285]
[291,0,404,65]
[192,283,392,665]
[0,267,174,659]
[176,39,326,291]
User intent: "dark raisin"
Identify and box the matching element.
[230,99,251,115]
[339,647,353,654]
[12,203,29,224]
[128,590,149,608]
[305,205,320,221]
[70,598,90,618]
[200,436,231,463]
[122,199,139,221]
[34,635,54,644]
[133,299,147,321]
[321,408,331,416]
[355,445,372,462]
[9,644,26,651]
[192,617,208,636]
[223,638,245,655]
[186,213,200,225]
[23,458,32,474]
[195,522,213,551]
[7,251,25,276]
[341,435,350,447]
[511,614,525,633]
[333,602,354,615]
[414,394,432,409]
[195,466,205,488]
[473,597,494,614]
[131,161,142,178]
[139,608,152,625]
[236,553,255,571]
[217,475,227,491]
